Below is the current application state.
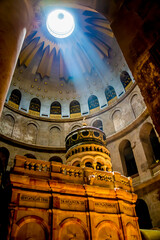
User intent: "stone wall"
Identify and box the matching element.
[0,85,146,147]
[0,84,160,228]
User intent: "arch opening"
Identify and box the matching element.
[92,119,103,131]
[136,199,152,229]
[49,156,63,163]
[119,140,138,177]
[85,161,93,168]
[140,123,160,166]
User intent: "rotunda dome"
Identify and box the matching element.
[7,3,134,120]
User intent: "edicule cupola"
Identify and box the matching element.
[65,124,112,171]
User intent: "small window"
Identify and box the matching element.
[88,95,99,110]
[105,86,117,103]
[93,120,103,131]
[96,162,102,170]
[85,162,93,168]
[70,100,81,115]
[29,98,41,112]
[9,89,21,107]
[50,101,61,115]
[120,71,132,90]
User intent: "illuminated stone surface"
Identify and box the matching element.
[0,0,160,239]
[7,126,142,239]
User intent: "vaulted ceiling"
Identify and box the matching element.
[9,2,133,118]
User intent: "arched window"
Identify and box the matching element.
[88,95,99,112]
[85,162,93,168]
[49,156,63,163]
[96,162,103,170]
[29,98,41,116]
[120,71,132,90]
[24,154,36,159]
[140,123,160,166]
[136,199,152,229]
[0,147,10,173]
[50,101,61,118]
[70,100,81,117]
[9,89,21,108]
[119,140,138,177]
[72,161,80,167]
[105,86,117,104]
[92,119,103,131]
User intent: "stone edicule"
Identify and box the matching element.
[7,143,142,239]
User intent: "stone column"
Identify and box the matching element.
[110,1,160,135]
[102,165,107,171]
[132,139,152,182]
[81,163,85,168]
[93,163,97,170]
[0,0,32,116]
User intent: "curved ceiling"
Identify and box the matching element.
[8,2,134,119]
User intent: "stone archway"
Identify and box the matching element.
[59,217,89,240]
[139,122,160,166]
[119,139,138,177]
[136,199,152,229]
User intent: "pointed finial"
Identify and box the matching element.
[82,117,87,126]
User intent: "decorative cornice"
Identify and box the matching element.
[0,133,66,153]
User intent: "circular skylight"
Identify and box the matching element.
[46,9,75,38]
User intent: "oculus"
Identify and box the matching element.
[46,9,75,38]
